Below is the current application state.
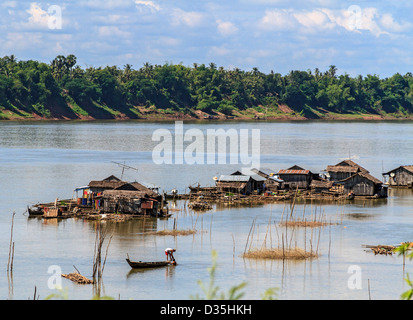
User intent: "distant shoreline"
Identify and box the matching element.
[2,108,413,122]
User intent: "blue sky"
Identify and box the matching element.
[1,0,413,77]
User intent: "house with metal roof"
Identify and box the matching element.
[251,167,284,191]
[216,172,266,194]
[277,165,313,189]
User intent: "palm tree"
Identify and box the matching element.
[50,56,64,81]
[142,62,153,78]
[122,64,133,82]
[328,65,338,78]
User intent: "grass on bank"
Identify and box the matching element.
[243,247,319,260]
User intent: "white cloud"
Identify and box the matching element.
[259,7,409,38]
[293,9,335,32]
[322,7,388,37]
[98,26,131,38]
[380,13,411,33]
[170,9,206,28]
[83,0,131,9]
[209,45,232,56]
[2,1,17,8]
[135,1,161,13]
[26,2,50,29]
[259,9,296,31]
[216,20,238,36]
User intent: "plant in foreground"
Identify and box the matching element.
[394,242,413,300]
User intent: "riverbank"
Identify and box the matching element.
[2,104,413,121]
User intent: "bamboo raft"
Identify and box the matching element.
[188,200,212,210]
[363,245,395,255]
[61,272,94,284]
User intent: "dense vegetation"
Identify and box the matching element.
[1,54,413,120]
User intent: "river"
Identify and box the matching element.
[0,120,412,300]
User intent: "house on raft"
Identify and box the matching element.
[276,165,313,189]
[334,172,387,198]
[325,160,369,181]
[216,171,266,195]
[310,180,334,194]
[75,175,166,216]
[251,167,284,191]
[382,166,413,188]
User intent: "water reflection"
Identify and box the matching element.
[126,265,176,279]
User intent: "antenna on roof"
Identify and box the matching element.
[111,161,138,180]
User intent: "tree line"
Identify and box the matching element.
[1,54,413,119]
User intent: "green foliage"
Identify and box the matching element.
[2,55,413,119]
[394,242,413,300]
[401,273,413,301]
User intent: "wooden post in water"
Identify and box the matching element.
[7,212,16,273]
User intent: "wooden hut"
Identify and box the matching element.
[102,190,159,216]
[325,160,369,182]
[277,165,312,189]
[88,175,160,198]
[216,175,253,194]
[88,175,125,193]
[217,171,266,194]
[382,166,413,187]
[310,180,333,194]
[251,168,284,191]
[88,175,162,215]
[335,172,387,197]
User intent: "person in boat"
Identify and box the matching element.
[165,248,176,262]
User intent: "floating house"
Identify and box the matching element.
[216,175,252,194]
[88,175,124,193]
[310,180,333,194]
[216,171,266,195]
[382,166,413,187]
[277,165,313,189]
[334,172,387,197]
[84,175,163,216]
[325,160,369,181]
[251,168,284,191]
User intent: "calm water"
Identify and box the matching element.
[1,120,413,300]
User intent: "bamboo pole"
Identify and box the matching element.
[7,212,16,273]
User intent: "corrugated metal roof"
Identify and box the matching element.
[218,175,251,182]
[250,174,267,182]
[278,169,310,175]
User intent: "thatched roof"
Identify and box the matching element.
[332,160,369,173]
[89,176,159,198]
[325,165,359,173]
[383,165,413,175]
[88,175,125,189]
[339,172,382,185]
[216,181,248,190]
[310,180,333,188]
[102,190,156,199]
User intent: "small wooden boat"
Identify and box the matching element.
[27,205,43,216]
[126,255,176,269]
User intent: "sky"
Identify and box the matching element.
[1,0,413,77]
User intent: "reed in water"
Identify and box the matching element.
[242,203,336,261]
